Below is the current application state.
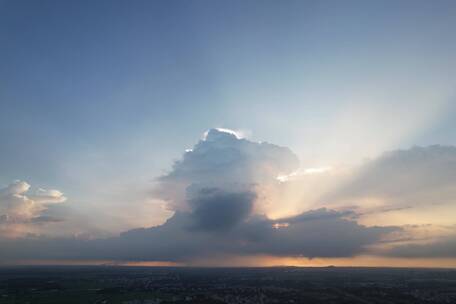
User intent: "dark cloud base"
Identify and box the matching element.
[188,188,256,232]
[0,208,398,262]
[387,237,456,258]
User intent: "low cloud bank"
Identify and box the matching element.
[0,208,397,262]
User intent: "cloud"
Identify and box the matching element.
[0,180,67,237]
[328,145,456,205]
[30,216,65,224]
[154,128,299,213]
[187,188,256,231]
[30,188,67,204]
[316,145,456,230]
[232,208,397,258]
[0,129,410,263]
[309,145,456,256]
[122,208,393,260]
[387,234,456,258]
[0,208,398,262]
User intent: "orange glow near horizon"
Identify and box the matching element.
[5,256,455,269]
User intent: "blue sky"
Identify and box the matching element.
[1,0,456,265]
[2,0,456,187]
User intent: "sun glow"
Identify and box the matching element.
[276,166,332,182]
[272,222,289,229]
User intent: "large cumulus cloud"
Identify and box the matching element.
[155,128,299,211]
[154,128,299,230]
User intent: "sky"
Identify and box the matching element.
[1,0,456,267]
